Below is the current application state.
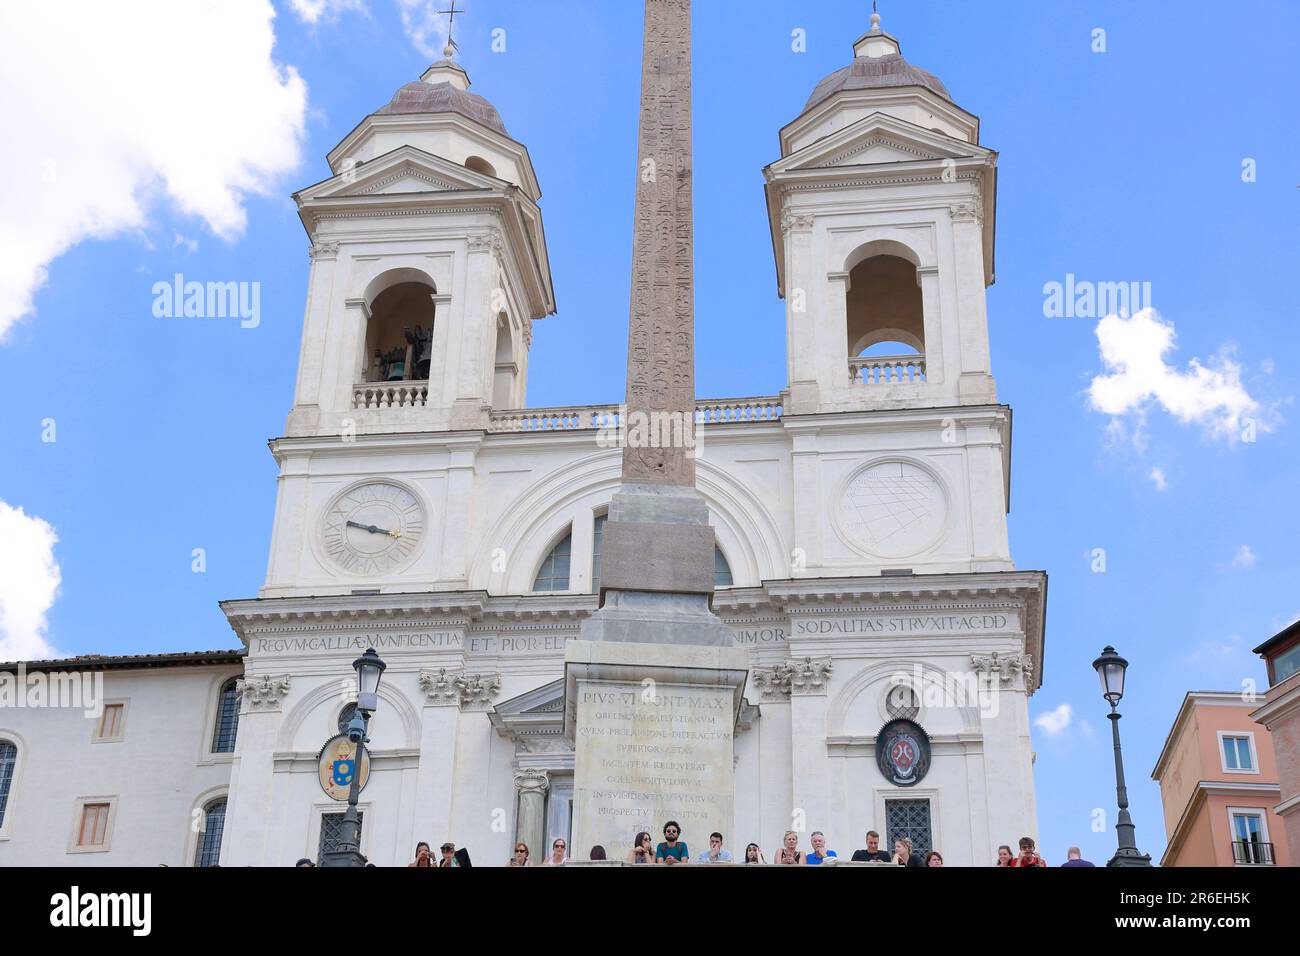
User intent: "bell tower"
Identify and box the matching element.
[286,57,555,438]
[766,12,1013,578]
[765,11,997,416]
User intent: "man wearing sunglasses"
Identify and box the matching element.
[655,821,689,865]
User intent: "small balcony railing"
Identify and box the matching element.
[1231,840,1275,865]
[352,381,429,409]
[849,354,926,385]
[488,396,783,433]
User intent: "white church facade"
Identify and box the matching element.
[0,14,1046,868]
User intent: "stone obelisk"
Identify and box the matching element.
[565,0,748,860]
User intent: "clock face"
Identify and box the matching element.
[321,482,425,576]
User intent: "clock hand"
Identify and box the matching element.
[346,520,402,538]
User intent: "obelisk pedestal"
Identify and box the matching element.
[564,0,747,859]
[564,639,748,857]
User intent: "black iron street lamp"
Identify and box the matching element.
[321,648,387,867]
[1092,645,1152,867]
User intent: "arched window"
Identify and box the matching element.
[465,155,497,178]
[533,532,572,592]
[211,679,240,754]
[591,514,608,592]
[0,740,16,829]
[846,250,926,384]
[365,280,436,384]
[337,702,359,735]
[492,314,517,408]
[714,547,734,588]
[193,797,226,867]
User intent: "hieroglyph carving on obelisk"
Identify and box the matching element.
[623,0,697,487]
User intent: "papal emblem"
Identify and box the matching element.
[318,734,370,801]
[876,719,931,787]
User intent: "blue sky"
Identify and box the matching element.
[1,0,1297,865]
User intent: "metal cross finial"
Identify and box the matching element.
[438,0,465,57]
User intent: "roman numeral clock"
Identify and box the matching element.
[320,481,426,576]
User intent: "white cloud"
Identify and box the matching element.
[0,501,62,661]
[1088,309,1266,443]
[289,0,368,25]
[288,0,454,59]
[0,1,308,340]
[1034,703,1073,736]
[1230,545,1257,569]
[395,0,454,58]
[1148,466,1168,491]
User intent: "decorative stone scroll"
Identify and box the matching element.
[467,231,505,258]
[454,671,503,709]
[780,209,816,235]
[752,664,793,699]
[786,656,834,695]
[513,768,550,795]
[752,657,834,698]
[235,675,291,710]
[419,668,502,708]
[418,668,459,705]
[948,200,984,225]
[970,652,1033,685]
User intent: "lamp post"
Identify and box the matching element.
[321,648,387,867]
[1092,645,1152,867]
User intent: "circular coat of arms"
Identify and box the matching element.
[876,719,931,787]
[318,733,371,801]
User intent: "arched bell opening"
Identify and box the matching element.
[492,313,518,408]
[364,280,436,384]
[845,250,927,385]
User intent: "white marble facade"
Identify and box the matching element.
[0,15,1046,867]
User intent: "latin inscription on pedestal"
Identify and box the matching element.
[573,679,734,855]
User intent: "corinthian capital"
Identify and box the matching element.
[970,652,1032,685]
[235,675,291,710]
[948,200,983,225]
[419,668,503,709]
[454,671,503,709]
[786,656,834,695]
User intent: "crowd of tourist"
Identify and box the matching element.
[294,826,1095,867]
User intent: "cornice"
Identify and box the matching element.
[1251,679,1300,728]
[779,402,1011,434]
[221,591,491,641]
[323,111,542,201]
[779,88,980,156]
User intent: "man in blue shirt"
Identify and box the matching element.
[807,831,838,864]
[697,831,733,863]
[1060,846,1096,867]
[655,821,689,865]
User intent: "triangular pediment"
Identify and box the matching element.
[493,678,564,716]
[296,144,504,203]
[772,112,990,175]
[488,678,568,742]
